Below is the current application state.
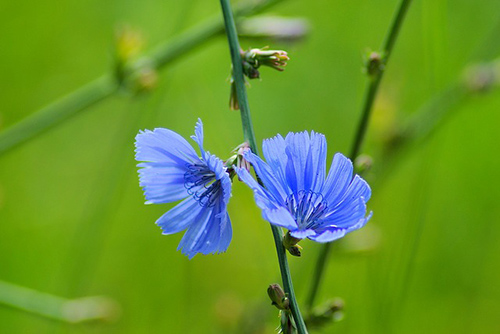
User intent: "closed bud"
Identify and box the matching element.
[364,51,384,77]
[242,60,261,79]
[121,59,158,94]
[283,232,302,257]
[354,154,373,175]
[267,284,290,311]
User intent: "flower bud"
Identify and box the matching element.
[115,25,144,64]
[354,154,373,175]
[242,61,261,79]
[364,51,384,77]
[283,232,302,257]
[267,284,290,311]
[242,47,289,73]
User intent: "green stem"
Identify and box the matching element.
[0,280,117,323]
[0,76,117,155]
[306,0,413,313]
[0,0,284,156]
[219,0,307,333]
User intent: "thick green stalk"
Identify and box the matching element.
[0,0,284,156]
[306,0,413,313]
[219,0,307,333]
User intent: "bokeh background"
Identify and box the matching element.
[1,0,500,333]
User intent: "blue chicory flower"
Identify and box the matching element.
[235,131,372,243]
[135,119,232,259]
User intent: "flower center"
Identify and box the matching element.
[285,190,328,229]
[184,163,222,207]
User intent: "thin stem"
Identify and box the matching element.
[219,0,307,333]
[306,0,413,313]
[350,0,413,160]
[0,76,117,155]
[0,280,117,323]
[0,0,284,156]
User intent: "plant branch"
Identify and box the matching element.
[306,0,413,313]
[0,280,118,323]
[0,0,285,156]
[219,0,307,332]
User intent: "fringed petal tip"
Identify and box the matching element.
[309,229,347,243]
[190,118,205,156]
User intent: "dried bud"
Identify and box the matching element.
[267,284,290,311]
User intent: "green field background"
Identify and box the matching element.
[1,0,500,333]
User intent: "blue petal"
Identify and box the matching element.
[262,134,290,192]
[190,118,205,158]
[322,153,354,206]
[262,207,298,230]
[235,167,297,230]
[243,152,288,204]
[290,229,316,239]
[234,167,275,209]
[337,175,371,204]
[218,213,232,252]
[177,191,232,259]
[135,128,199,165]
[139,164,188,203]
[204,153,232,206]
[345,212,372,233]
[178,205,215,259]
[284,131,310,193]
[309,229,346,243]
[156,197,202,235]
[319,197,368,229]
[304,131,327,193]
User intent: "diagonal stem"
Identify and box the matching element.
[0,0,285,156]
[219,0,308,332]
[306,0,413,313]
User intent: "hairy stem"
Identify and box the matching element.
[306,0,413,313]
[219,0,308,332]
[0,0,284,156]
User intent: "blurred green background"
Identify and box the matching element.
[1,0,500,333]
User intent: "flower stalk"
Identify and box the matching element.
[219,0,308,332]
[306,0,414,312]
